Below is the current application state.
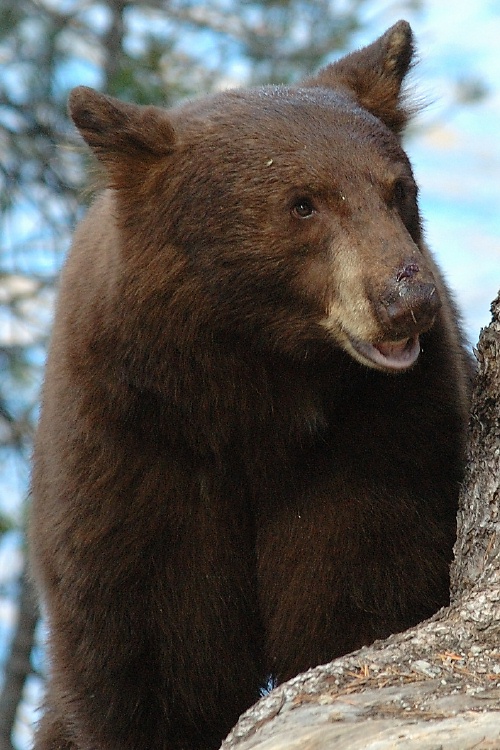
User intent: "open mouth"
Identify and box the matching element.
[348,334,421,371]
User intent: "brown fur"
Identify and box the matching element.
[30,21,472,750]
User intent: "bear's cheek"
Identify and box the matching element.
[294,238,377,345]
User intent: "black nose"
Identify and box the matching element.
[396,262,420,282]
[380,276,441,337]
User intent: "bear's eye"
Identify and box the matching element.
[389,178,420,241]
[291,197,316,219]
[391,179,408,206]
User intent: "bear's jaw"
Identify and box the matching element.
[348,334,421,372]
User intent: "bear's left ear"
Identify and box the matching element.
[69,86,176,185]
[303,20,415,135]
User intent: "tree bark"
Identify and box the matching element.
[222,293,500,750]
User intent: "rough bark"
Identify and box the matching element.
[222,293,500,750]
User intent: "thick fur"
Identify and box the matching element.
[30,21,471,750]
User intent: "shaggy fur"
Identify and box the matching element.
[30,21,471,750]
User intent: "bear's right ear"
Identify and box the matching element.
[68,87,176,183]
[303,21,415,135]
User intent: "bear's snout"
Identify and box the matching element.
[379,269,441,340]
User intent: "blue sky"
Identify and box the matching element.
[354,0,500,346]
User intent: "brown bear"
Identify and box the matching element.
[30,20,472,750]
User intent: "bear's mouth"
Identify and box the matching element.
[348,334,420,372]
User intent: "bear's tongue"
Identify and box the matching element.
[350,334,420,371]
[372,335,420,369]
[375,339,414,359]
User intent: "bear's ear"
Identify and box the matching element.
[303,20,415,135]
[68,86,176,183]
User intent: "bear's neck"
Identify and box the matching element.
[106,331,347,466]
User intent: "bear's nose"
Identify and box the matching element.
[396,262,420,282]
[379,266,442,337]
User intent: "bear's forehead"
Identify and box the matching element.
[171,86,406,180]
[175,86,373,138]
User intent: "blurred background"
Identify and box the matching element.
[0,0,499,747]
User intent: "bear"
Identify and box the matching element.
[30,20,472,750]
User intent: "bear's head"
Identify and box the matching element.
[69,20,442,374]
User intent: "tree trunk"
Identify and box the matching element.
[0,568,38,750]
[222,293,500,750]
